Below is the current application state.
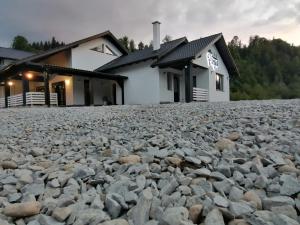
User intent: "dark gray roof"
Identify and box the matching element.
[0,47,34,60]
[154,33,222,66]
[5,31,128,68]
[97,37,187,71]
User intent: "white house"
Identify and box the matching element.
[0,22,238,108]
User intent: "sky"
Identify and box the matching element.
[0,0,299,47]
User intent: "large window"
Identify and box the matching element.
[167,73,172,90]
[216,73,224,91]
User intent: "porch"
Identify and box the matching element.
[159,62,209,103]
[0,62,127,108]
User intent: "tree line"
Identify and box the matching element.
[228,36,300,100]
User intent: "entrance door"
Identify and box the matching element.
[84,80,90,106]
[52,81,66,106]
[174,76,180,102]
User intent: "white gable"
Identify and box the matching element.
[193,44,229,77]
[71,37,123,71]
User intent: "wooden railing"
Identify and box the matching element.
[0,97,5,108]
[0,92,58,108]
[26,92,58,106]
[193,88,208,102]
[8,94,23,107]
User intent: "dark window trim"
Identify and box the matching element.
[216,73,224,91]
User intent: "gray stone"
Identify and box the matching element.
[160,207,189,225]
[204,208,225,225]
[254,175,269,189]
[280,175,300,196]
[98,219,129,225]
[132,188,153,225]
[52,207,72,222]
[38,215,64,225]
[262,196,295,210]
[194,168,211,177]
[214,195,229,208]
[21,183,45,196]
[272,214,300,225]
[73,166,95,179]
[229,201,254,217]
[160,177,179,196]
[30,147,45,157]
[229,186,243,201]
[105,195,121,219]
[271,205,298,220]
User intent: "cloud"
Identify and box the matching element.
[0,0,299,47]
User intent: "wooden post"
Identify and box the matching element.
[185,61,193,102]
[4,80,10,108]
[43,71,50,107]
[22,73,29,106]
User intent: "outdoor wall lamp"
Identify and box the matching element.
[8,81,13,86]
[65,79,70,85]
[26,73,33,79]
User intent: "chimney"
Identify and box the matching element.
[152,21,161,50]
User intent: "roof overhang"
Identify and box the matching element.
[0,62,127,82]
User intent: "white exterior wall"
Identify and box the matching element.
[50,75,74,106]
[71,38,122,70]
[113,60,160,105]
[159,68,185,103]
[193,44,230,102]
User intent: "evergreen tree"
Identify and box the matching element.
[162,35,172,43]
[129,39,136,52]
[138,41,145,50]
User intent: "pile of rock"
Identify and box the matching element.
[0,100,299,225]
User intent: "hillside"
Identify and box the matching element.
[228,36,300,100]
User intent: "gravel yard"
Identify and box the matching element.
[0,100,300,225]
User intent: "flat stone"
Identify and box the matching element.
[160,207,189,225]
[215,138,235,151]
[38,215,64,225]
[98,219,129,225]
[194,168,211,177]
[229,187,243,201]
[73,166,95,179]
[271,205,298,220]
[243,190,262,210]
[165,157,182,167]
[160,177,179,196]
[262,196,295,210]
[1,161,18,169]
[132,187,153,225]
[185,156,202,166]
[21,183,45,196]
[118,155,141,164]
[3,201,41,218]
[228,219,249,225]
[214,195,229,208]
[52,207,72,222]
[229,201,254,217]
[280,174,300,196]
[227,132,241,141]
[105,195,121,219]
[30,147,45,157]
[204,208,225,225]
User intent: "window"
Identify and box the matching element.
[0,59,3,65]
[90,44,117,56]
[167,73,172,90]
[216,73,224,91]
[192,76,197,88]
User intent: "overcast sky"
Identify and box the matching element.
[0,0,299,47]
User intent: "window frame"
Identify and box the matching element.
[215,73,224,91]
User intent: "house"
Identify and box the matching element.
[0,22,238,108]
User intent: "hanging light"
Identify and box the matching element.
[65,79,70,85]
[8,81,13,86]
[26,73,33,79]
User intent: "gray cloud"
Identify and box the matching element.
[0,0,299,47]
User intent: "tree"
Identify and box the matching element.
[119,36,130,51]
[162,35,172,43]
[138,41,145,50]
[11,36,33,51]
[129,39,136,52]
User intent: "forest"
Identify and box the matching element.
[10,34,300,100]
